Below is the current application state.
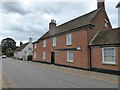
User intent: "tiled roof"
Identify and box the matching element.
[39,9,101,40]
[15,43,29,51]
[90,28,120,46]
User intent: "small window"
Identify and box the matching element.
[66,33,72,45]
[53,37,56,46]
[104,19,109,28]
[34,43,37,49]
[43,40,46,47]
[67,51,73,62]
[28,47,32,50]
[24,51,27,54]
[105,23,108,27]
[102,47,116,64]
[34,52,36,59]
[43,52,46,59]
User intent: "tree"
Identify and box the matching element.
[1,38,16,55]
[6,48,13,57]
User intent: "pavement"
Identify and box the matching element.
[38,63,119,83]
[0,57,7,89]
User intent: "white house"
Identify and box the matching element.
[14,37,33,60]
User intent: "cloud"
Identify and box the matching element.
[0,1,119,46]
[1,2,30,15]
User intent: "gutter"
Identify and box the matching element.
[89,43,120,47]
[89,30,100,45]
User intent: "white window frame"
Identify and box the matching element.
[34,52,36,59]
[66,33,72,45]
[43,40,46,48]
[104,19,109,28]
[102,47,116,65]
[67,51,73,62]
[53,37,56,46]
[34,43,37,49]
[43,52,46,59]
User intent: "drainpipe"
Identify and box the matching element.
[87,28,91,71]
[89,46,92,70]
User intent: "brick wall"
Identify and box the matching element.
[91,47,119,71]
[55,29,89,69]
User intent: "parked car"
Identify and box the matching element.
[2,55,6,59]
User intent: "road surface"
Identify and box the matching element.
[2,58,118,88]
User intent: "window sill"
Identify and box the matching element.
[67,60,74,63]
[66,44,72,46]
[102,62,116,65]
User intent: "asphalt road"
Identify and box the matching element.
[2,58,118,88]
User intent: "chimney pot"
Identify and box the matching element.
[29,37,32,43]
[51,19,56,23]
[97,0,105,9]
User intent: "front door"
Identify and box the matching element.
[51,52,55,64]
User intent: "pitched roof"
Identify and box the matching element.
[39,9,101,40]
[15,43,29,51]
[90,28,120,46]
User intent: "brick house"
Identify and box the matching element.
[32,0,119,74]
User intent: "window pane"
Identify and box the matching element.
[103,48,115,64]
[67,51,73,62]
[66,34,72,45]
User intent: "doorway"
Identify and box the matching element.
[51,52,55,64]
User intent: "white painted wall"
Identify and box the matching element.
[14,38,33,60]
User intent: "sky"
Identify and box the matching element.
[0,0,119,46]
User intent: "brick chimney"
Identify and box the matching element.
[97,0,105,9]
[20,41,23,46]
[29,37,32,44]
[49,19,56,31]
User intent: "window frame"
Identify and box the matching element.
[34,52,36,59]
[67,51,74,62]
[34,43,37,49]
[66,33,72,46]
[43,52,46,60]
[102,47,116,65]
[43,40,46,48]
[52,37,56,47]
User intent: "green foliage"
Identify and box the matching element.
[1,38,16,55]
[6,48,13,57]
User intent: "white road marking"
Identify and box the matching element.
[59,80,79,88]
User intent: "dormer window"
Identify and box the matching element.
[104,19,109,28]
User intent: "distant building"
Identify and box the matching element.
[14,37,33,60]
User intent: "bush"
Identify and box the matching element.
[6,48,13,57]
